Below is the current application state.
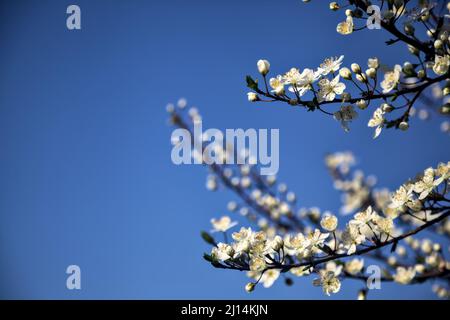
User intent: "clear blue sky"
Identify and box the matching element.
[0,0,448,299]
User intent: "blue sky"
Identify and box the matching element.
[0,0,449,299]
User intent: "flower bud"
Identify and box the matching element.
[417,69,426,79]
[381,103,394,113]
[443,87,450,96]
[404,24,415,36]
[351,63,361,73]
[408,45,419,56]
[356,99,368,110]
[399,121,409,131]
[434,39,443,49]
[341,92,351,102]
[345,9,352,16]
[245,282,255,293]
[329,2,339,11]
[247,92,259,102]
[339,67,352,79]
[420,11,430,21]
[440,103,450,114]
[440,31,448,41]
[356,73,368,83]
[427,29,436,38]
[257,59,270,76]
[402,62,415,76]
[365,68,377,78]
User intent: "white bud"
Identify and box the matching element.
[257,59,270,76]
[351,63,361,73]
[329,2,339,11]
[399,121,409,131]
[247,92,259,102]
[365,68,377,78]
[339,67,352,79]
[381,103,394,113]
[356,73,367,83]
[434,39,443,49]
[356,99,368,110]
[245,282,255,293]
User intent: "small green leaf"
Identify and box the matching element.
[203,253,214,262]
[246,75,259,90]
[201,231,216,246]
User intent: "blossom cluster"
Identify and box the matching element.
[203,156,449,296]
[246,1,450,137]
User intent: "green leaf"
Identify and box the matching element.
[246,75,259,90]
[201,231,216,246]
[203,253,214,262]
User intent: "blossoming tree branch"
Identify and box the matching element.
[167,0,450,299]
[247,0,450,137]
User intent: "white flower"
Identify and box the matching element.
[389,185,413,210]
[373,216,394,235]
[212,243,235,261]
[250,256,266,272]
[284,233,309,255]
[232,227,253,242]
[413,167,438,200]
[269,76,285,95]
[337,16,353,35]
[318,75,346,101]
[211,216,238,232]
[313,271,341,296]
[290,266,312,277]
[381,64,402,93]
[341,224,365,254]
[320,212,338,231]
[319,55,344,75]
[432,55,450,75]
[393,267,416,284]
[282,68,302,85]
[333,105,358,132]
[351,206,377,227]
[287,68,321,96]
[367,107,385,138]
[267,235,284,252]
[345,259,364,275]
[308,229,330,248]
[257,59,270,75]
[324,261,342,276]
[260,269,280,288]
